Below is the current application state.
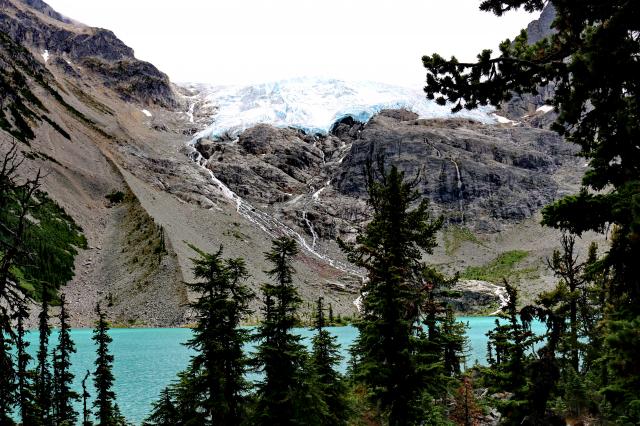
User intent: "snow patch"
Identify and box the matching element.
[536,105,554,114]
[41,50,49,63]
[190,77,497,141]
[491,113,517,125]
[141,109,152,117]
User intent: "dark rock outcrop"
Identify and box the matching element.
[500,3,558,122]
[335,113,579,230]
[196,124,326,203]
[80,58,176,108]
[0,0,176,108]
[19,0,72,23]
[194,109,582,239]
[525,2,557,44]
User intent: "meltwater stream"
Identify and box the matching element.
[183,78,499,282]
[21,318,545,424]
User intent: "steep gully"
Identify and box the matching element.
[185,132,363,280]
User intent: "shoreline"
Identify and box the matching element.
[26,314,503,331]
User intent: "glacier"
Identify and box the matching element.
[189,77,498,141]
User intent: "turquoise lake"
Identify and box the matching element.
[22,317,545,424]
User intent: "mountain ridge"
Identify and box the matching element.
[0,0,602,326]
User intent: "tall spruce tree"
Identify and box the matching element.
[310,297,349,425]
[35,289,53,423]
[440,307,468,377]
[0,320,15,425]
[14,301,34,424]
[143,388,181,426]
[485,282,537,394]
[423,1,640,421]
[81,370,91,426]
[485,282,542,424]
[0,145,42,424]
[156,245,253,425]
[93,302,117,425]
[339,160,446,424]
[544,234,587,372]
[53,294,79,424]
[252,237,326,425]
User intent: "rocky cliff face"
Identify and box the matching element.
[195,108,582,239]
[500,2,558,122]
[525,2,557,45]
[0,0,176,108]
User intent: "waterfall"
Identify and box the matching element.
[185,142,362,278]
[449,158,464,224]
[302,210,319,249]
[488,282,509,315]
[424,138,464,223]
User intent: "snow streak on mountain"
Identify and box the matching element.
[189,77,497,140]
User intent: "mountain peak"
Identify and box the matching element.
[19,0,72,24]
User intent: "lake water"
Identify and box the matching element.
[22,317,544,424]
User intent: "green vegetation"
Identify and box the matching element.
[21,149,62,165]
[0,144,86,302]
[460,250,537,283]
[443,225,484,255]
[146,244,254,425]
[310,297,349,425]
[424,0,640,422]
[223,228,250,242]
[93,303,125,425]
[0,31,74,145]
[67,82,115,116]
[340,159,465,424]
[53,294,79,424]
[121,190,168,271]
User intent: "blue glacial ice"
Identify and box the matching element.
[191,77,498,141]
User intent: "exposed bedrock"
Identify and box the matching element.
[194,109,583,241]
[0,0,176,107]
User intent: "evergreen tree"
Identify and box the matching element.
[143,388,181,426]
[81,370,92,426]
[169,245,254,424]
[519,304,565,425]
[252,237,326,425]
[531,235,606,418]
[328,303,334,325]
[440,307,468,377]
[0,145,42,425]
[35,289,53,424]
[485,282,534,393]
[423,1,640,420]
[14,301,35,424]
[545,234,587,372]
[579,242,606,374]
[0,320,15,425]
[310,297,349,425]
[450,376,482,426]
[339,159,447,424]
[145,245,254,425]
[53,294,79,424]
[93,302,117,425]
